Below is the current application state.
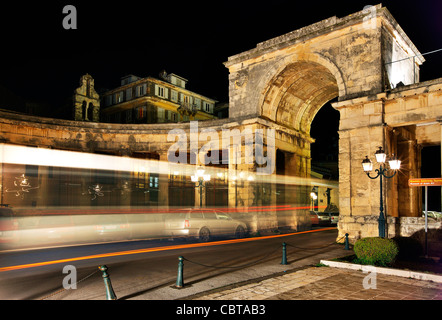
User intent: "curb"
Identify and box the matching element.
[320,259,442,283]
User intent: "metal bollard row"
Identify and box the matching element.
[100,238,351,295]
[344,233,350,250]
[98,265,117,300]
[175,242,293,287]
[281,242,288,265]
[175,256,185,288]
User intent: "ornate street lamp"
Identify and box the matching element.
[310,187,318,212]
[5,173,39,199]
[86,183,105,200]
[362,147,401,238]
[191,166,211,207]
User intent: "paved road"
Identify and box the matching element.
[0,227,343,300]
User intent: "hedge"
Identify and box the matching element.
[353,237,399,267]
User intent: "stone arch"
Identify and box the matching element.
[259,52,346,134]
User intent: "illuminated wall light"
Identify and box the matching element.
[5,173,39,198]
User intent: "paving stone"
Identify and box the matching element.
[195,266,442,300]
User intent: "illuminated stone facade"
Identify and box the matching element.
[73,74,100,122]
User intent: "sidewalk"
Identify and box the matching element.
[42,239,442,300]
[190,265,442,300]
[122,243,352,300]
[124,244,442,301]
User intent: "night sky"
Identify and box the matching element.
[0,0,440,106]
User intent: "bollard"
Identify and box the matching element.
[344,233,349,250]
[281,242,288,265]
[175,256,184,288]
[98,265,117,300]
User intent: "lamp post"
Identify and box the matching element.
[232,171,254,207]
[310,187,318,212]
[362,147,401,238]
[191,166,211,208]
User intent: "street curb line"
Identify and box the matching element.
[0,227,337,272]
[320,259,442,283]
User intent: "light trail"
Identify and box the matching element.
[0,227,336,272]
[0,143,338,188]
[12,204,327,216]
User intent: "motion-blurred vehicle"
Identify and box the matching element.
[329,212,339,225]
[0,206,18,244]
[0,208,168,250]
[164,208,248,241]
[310,211,319,225]
[310,211,331,226]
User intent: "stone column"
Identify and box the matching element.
[439,119,442,211]
[397,140,420,217]
[333,98,388,243]
[283,151,311,231]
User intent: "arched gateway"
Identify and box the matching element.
[0,5,441,243]
[225,5,442,240]
[224,4,441,242]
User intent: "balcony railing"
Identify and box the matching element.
[178,101,198,116]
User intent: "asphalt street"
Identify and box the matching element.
[0,227,343,300]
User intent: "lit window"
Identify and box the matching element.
[204,102,212,113]
[155,85,168,98]
[137,85,145,97]
[194,98,201,109]
[114,92,124,103]
[171,90,178,102]
[137,106,146,119]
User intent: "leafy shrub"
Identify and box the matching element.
[354,237,399,267]
[392,236,423,260]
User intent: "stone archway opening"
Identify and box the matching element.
[311,100,339,167]
[261,60,339,136]
[310,100,340,174]
[258,60,342,230]
[261,60,340,183]
[310,100,340,212]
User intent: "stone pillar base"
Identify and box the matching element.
[338,215,442,255]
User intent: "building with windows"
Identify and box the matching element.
[73,74,101,122]
[100,71,218,124]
